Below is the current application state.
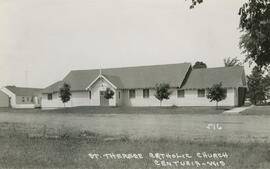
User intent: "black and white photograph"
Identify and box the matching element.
[0,0,270,168]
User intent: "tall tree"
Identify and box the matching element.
[193,61,207,69]
[239,0,270,69]
[223,57,242,67]
[247,66,267,105]
[207,82,227,109]
[154,83,172,106]
[59,83,72,107]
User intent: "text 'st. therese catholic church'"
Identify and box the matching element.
[41,63,247,108]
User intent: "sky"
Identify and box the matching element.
[0,0,250,88]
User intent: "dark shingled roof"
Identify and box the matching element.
[41,64,247,94]
[181,66,246,89]
[41,81,64,94]
[42,63,191,93]
[64,63,191,90]
[5,86,42,96]
[103,74,124,89]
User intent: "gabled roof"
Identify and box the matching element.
[86,74,118,89]
[5,86,42,96]
[42,63,191,93]
[42,64,247,94]
[64,63,191,90]
[181,66,247,89]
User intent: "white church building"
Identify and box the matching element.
[41,63,247,108]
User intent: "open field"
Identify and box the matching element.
[0,133,270,169]
[0,107,270,168]
[241,106,270,115]
[0,107,270,143]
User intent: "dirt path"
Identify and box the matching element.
[223,105,253,114]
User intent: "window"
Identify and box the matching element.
[22,97,25,102]
[198,89,205,97]
[177,90,185,98]
[89,91,91,99]
[48,93,52,100]
[31,97,34,103]
[143,89,149,98]
[26,97,29,102]
[119,92,121,99]
[129,90,135,98]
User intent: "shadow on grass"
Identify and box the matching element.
[0,106,234,115]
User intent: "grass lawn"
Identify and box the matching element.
[241,106,270,115]
[0,106,269,168]
[1,107,270,143]
[0,106,231,115]
[0,133,269,169]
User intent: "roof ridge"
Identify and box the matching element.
[69,62,192,72]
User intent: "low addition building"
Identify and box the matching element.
[1,86,42,109]
[0,90,9,108]
[40,63,247,108]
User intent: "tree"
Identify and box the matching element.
[247,66,268,105]
[223,57,242,67]
[263,74,270,100]
[206,82,227,109]
[104,88,114,99]
[59,83,71,107]
[239,0,270,69]
[193,61,207,69]
[154,83,172,106]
